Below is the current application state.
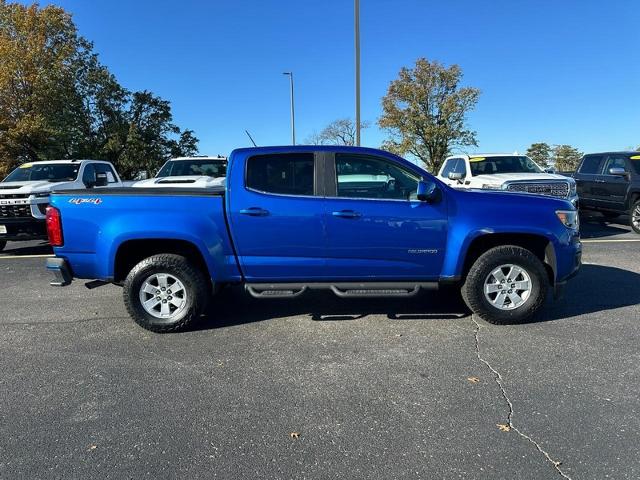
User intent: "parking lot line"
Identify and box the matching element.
[0,254,54,260]
[581,238,640,243]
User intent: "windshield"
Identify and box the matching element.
[469,156,543,176]
[157,159,227,178]
[3,163,80,183]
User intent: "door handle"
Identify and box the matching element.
[239,207,269,216]
[332,210,362,218]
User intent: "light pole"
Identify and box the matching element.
[282,72,296,145]
[354,0,361,146]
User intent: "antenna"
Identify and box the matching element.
[245,130,257,147]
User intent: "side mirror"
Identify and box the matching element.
[609,167,627,177]
[94,172,108,187]
[417,179,440,203]
[448,172,464,182]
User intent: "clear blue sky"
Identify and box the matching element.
[28,0,640,157]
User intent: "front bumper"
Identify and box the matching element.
[0,217,47,242]
[553,236,582,299]
[46,257,72,286]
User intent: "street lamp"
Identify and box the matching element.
[282,72,296,145]
[354,0,361,146]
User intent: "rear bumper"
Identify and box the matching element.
[0,217,47,242]
[46,257,72,286]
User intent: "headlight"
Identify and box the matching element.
[569,182,577,196]
[556,210,579,229]
[481,184,502,190]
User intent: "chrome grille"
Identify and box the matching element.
[0,204,31,218]
[506,182,570,199]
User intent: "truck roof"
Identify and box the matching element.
[169,156,227,161]
[448,153,526,159]
[231,145,400,156]
[19,159,113,165]
[582,151,639,156]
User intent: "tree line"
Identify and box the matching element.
[0,1,198,179]
[1,2,634,180]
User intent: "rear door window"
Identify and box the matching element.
[579,155,605,174]
[246,153,315,196]
[440,159,457,178]
[94,163,118,183]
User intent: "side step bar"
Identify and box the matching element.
[245,282,437,299]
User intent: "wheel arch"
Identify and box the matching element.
[461,233,556,286]
[113,238,210,284]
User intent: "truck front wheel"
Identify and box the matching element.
[123,254,209,333]
[462,246,548,325]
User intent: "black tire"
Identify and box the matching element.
[123,254,210,333]
[631,199,640,234]
[461,246,549,325]
[0,240,5,252]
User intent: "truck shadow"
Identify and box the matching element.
[192,264,639,330]
[0,241,52,256]
[579,214,633,239]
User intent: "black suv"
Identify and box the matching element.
[573,152,640,233]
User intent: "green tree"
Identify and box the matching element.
[526,142,552,168]
[306,118,370,146]
[378,58,480,173]
[553,145,583,172]
[0,1,198,179]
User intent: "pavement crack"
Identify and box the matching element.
[471,316,572,480]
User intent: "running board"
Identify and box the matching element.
[245,282,437,299]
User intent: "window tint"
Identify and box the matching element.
[335,154,419,200]
[158,159,227,178]
[246,153,315,196]
[579,155,604,174]
[94,163,117,183]
[603,155,628,174]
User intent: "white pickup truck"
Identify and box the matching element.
[132,156,227,189]
[437,153,578,206]
[0,159,122,251]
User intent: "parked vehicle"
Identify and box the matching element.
[131,156,227,188]
[437,154,578,206]
[45,146,581,332]
[0,160,122,251]
[573,152,640,233]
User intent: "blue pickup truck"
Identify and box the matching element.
[45,146,581,332]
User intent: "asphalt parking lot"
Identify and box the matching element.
[1,214,639,479]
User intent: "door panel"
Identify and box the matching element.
[596,155,630,209]
[228,152,327,280]
[324,153,448,280]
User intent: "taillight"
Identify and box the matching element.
[46,206,64,246]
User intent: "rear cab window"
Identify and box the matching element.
[246,153,315,196]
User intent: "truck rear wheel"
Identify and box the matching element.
[462,246,548,325]
[631,200,640,234]
[123,254,209,333]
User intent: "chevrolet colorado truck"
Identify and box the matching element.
[0,159,122,251]
[438,154,579,207]
[131,156,227,189]
[45,146,581,332]
[572,151,640,233]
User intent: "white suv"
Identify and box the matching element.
[0,159,122,250]
[437,153,578,206]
